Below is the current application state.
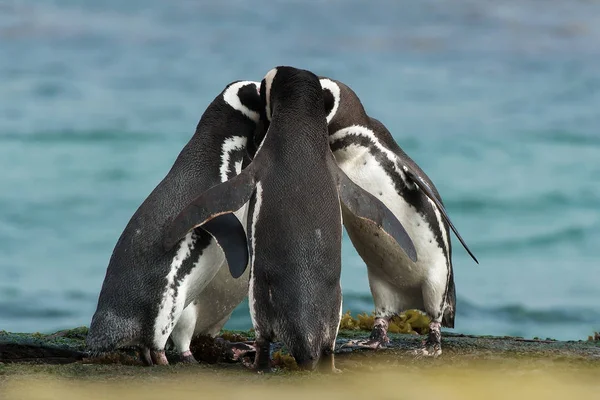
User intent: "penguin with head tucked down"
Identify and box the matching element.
[163,66,417,372]
[86,81,262,365]
[316,77,479,357]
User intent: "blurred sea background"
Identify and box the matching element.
[0,0,599,341]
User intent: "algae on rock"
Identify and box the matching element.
[339,310,430,335]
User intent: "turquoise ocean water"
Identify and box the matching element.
[1,0,599,340]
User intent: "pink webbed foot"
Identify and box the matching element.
[342,317,390,350]
[151,350,169,365]
[180,350,198,364]
[411,321,442,358]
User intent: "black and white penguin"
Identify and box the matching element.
[318,77,479,357]
[86,81,262,365]
[162,66,416,372]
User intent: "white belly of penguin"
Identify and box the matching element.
[334,145,448,290]
[153,232,226,347]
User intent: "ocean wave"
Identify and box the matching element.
[0,130,167,144]
[473,225,593,253]
[444,192,599,215]
[0,302,75,319]
[457,299,599,325]
[532,131,600,148]
[0,289,96,322]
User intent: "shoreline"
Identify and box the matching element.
[1,326,598,375]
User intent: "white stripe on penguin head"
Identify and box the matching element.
[223,81,260,123]
[319,78,341,124]
[254,68,278,157]
[264,68,277,122]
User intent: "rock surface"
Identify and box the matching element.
[1,327,598,376]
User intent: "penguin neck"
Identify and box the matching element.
[329,102,370,135]
[264,111,329,160]
[185,128,251,183]
[269,97,327,140]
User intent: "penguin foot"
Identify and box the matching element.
[250,338,273,373]
[216,339,257,361]
[179,350,198,364]
[150,350,169,366]
[141,347,154,366]
[140,348,170,366]
[411,321,442,358]
[342,317,390,350]
[239,354,274,373]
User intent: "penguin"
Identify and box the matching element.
[162,66,417,372]
[86,80,262,365]
[316,77,479,357]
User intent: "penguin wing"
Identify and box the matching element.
[327,154,418,262]
[370,117,479,265]
[402,165,479,265]
[201,214,249,279]
[163,166,258,278]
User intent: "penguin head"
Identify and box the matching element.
[251,66,327,156]
[259,66,323,119]
[220,80,263,161]
[254,66,313,153]
[222,81,262,124]
[318,77,369,133]
[236,81,262,121]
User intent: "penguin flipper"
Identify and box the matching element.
[327,155,418,262]
[163,167,257,277]
[201,214,249,279]
[402,165,479,265]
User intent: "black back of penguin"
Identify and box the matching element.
[249,67,343,360]
[87,82,262,351]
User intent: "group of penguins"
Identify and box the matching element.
[86,66,478,372]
